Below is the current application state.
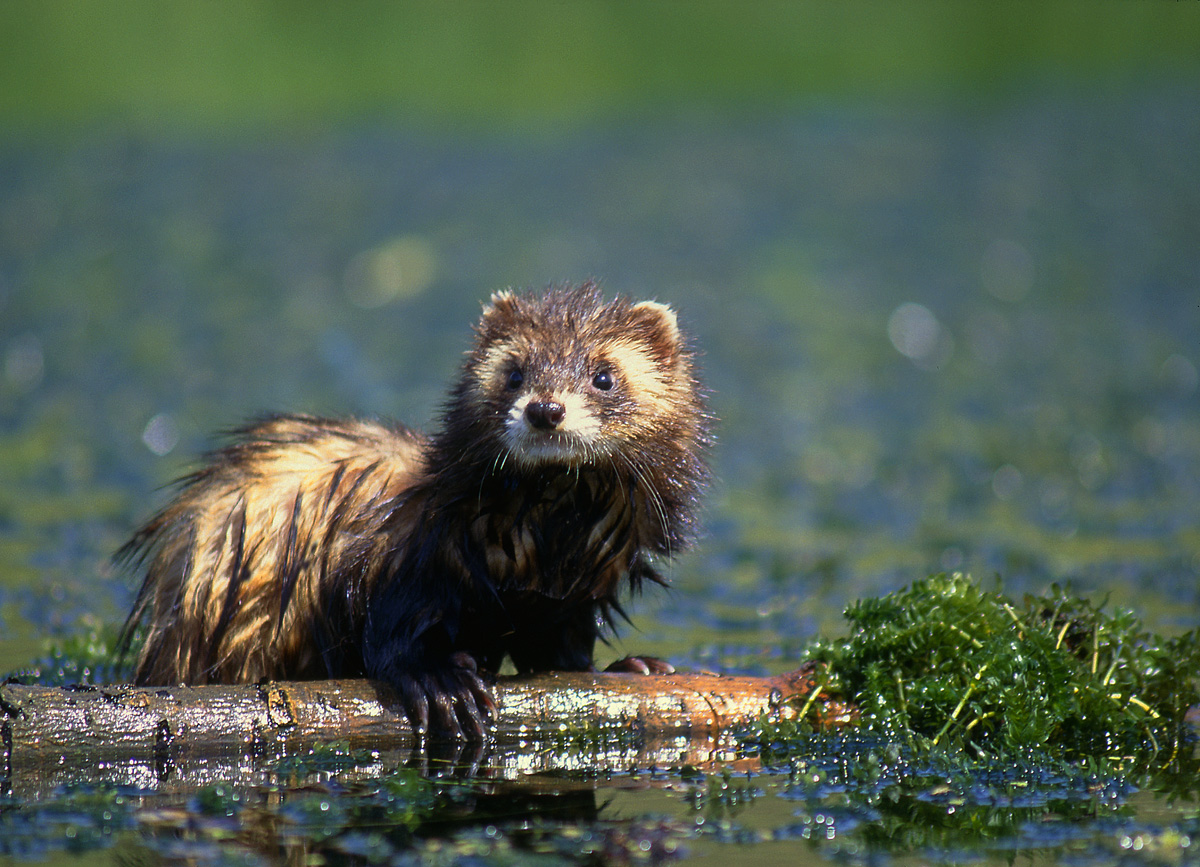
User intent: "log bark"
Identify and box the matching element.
[1,665,854,798]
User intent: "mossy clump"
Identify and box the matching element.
[797,573,1199,767]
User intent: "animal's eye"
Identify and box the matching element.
[506,368,524,390]
[591,370,615,391]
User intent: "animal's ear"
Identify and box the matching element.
[477,289,523,339]
[629,300,682,352]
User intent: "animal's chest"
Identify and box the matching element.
[475,473,636,600]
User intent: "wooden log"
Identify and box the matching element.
[1,664,854,797]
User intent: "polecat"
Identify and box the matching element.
[118,282,710,738]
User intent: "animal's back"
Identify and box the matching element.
[121,415,427,684]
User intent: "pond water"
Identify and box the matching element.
[1,84,1198,864]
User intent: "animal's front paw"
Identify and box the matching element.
[605,655,675,675]
[392,651,497,740]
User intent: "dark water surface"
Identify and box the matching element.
[1,85,1198,863]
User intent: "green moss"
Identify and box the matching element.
[781,573,1199,769]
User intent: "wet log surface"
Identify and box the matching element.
[1,665,854,797]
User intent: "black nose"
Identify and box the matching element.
[525,399,566,430]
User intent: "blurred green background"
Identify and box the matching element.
[2,1,1198,132]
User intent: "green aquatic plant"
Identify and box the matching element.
[795,573,1200,768]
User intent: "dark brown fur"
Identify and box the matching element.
[118,282,710,737]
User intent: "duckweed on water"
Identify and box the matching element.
[762,573,1200,770]
[730,729,1145,858]
[271,741,380,777]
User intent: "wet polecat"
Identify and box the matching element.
[118,282,710,738]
